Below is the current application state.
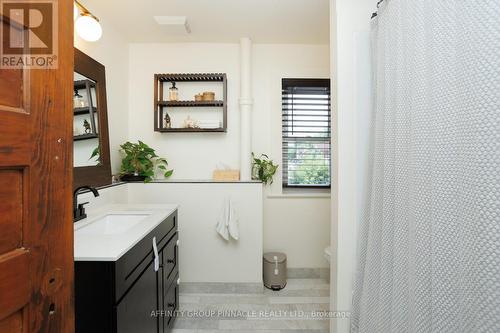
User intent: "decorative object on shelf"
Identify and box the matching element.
[202,91,215,101]
[164,112,171,129]
[183,115,198,129]
[213,167,240,181]
[83,119,91,134]
[74,88,86,108]
[119,140,173,182]
[154,73,227,133]
[74,0,102,42]
[169,82,179,101]
[252,153,279,185]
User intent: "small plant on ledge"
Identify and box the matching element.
[119,141,173,182]
[252,153,279,185]
[89,145,101,166]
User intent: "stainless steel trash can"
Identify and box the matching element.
[263,252,287,290]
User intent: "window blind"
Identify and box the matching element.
[282,78,331,188]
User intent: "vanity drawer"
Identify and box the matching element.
[115,211,177,302]
[163,273,179,331]
[162,232,178,281]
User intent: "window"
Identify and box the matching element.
[282,78,331,188]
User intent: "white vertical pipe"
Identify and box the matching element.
[239,37,253,180]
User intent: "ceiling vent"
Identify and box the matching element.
[153,16,191,34]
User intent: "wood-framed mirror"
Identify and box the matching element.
[73,48,111,189]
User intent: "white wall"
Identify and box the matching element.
[128,43,240,178]
[74,19,129,174]
[330,0,376,332]
[128,182,263,283]
[128,43,332,269]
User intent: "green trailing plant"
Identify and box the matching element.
[89,145,101,166]
[119,141,173,182]
[252,153,279,185]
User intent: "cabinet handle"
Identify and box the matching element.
[176,239,180,246]
[177,278,180,285]
[152,237,159,272]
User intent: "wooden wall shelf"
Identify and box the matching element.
[74,79,95,90]
[74,106,98,115]
[154,73,227,133]
[157,128,225,133]
[156,73,225,82]
[74,133,98,141]
[158,100,224,107]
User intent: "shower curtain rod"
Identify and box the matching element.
[371,0,385,19]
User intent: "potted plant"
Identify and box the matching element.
[119,141,173,182]
[252,153,279,185]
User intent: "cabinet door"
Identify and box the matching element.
[116,259,159,333]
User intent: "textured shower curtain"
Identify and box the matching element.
[351,1,499,333]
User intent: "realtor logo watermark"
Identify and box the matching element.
[1,0,58,69]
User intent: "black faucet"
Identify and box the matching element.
[73,186,100,222]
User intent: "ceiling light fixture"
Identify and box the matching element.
[74,0,102,42]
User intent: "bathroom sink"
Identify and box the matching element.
[77,213,151,235]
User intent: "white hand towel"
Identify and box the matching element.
[227,199,239,240]
[216,197,239,241]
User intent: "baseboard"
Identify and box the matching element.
[287,267,330,280]
[179,269,330,294]
[179,282,264,294]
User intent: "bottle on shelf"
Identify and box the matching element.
[73,88,86,108]
[169,82,179,101]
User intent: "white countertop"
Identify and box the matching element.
[74,204,178,261]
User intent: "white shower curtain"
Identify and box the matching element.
[352,1,500,333]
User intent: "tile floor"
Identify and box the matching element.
[172,278,330,333]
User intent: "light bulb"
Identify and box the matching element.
[75,14,102,42]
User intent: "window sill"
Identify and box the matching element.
[267,193,331,199]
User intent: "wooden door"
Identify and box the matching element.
[0,1,74,332]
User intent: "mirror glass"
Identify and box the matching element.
[73,72,101,167]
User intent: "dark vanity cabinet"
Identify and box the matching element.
[75,210,179,333]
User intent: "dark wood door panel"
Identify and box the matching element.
[0,15,28,114]
[0,169,23,255]
[0,68,25,111]
[0,249,30,321]
[0,112,30,167]
[0,310,25,333]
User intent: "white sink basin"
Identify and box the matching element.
[77,213,151,235]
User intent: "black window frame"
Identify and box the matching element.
[282,78,332,189]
